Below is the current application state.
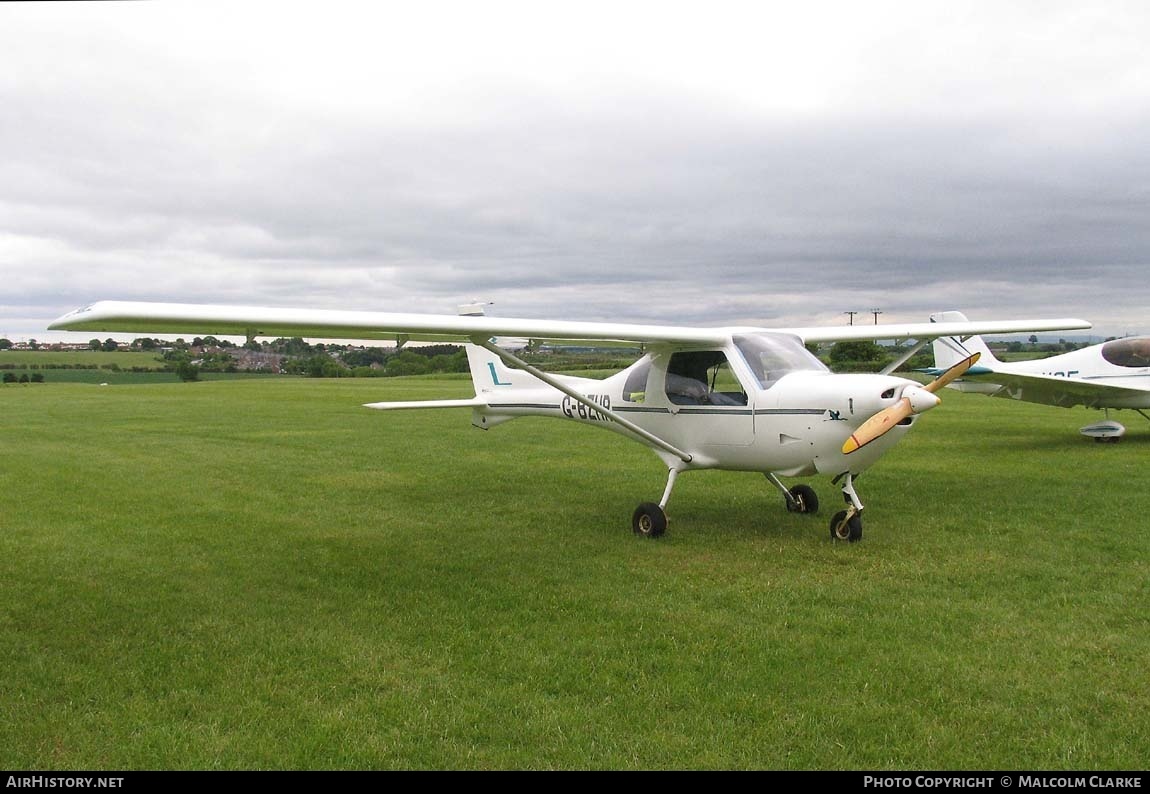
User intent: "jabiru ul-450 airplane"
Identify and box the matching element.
[50,301,1090,541]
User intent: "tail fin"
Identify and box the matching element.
[465,344,542,396]
[930,311,1001,370]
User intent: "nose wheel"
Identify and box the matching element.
[830,472,864,542]
[830,508,863,541]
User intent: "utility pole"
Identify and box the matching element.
[870,309,883,325]
[844,311,858,326]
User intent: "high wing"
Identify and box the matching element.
[952,370,1150,408]
[48,300,1091,346]
[49,301,731,346]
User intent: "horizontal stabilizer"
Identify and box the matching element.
[917,365,995,377]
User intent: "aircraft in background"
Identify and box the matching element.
[50,301,1089,540]
[930,311,1149,441]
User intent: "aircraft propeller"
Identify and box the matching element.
[842,353,981,454]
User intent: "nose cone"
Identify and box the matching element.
[902,384,942,414]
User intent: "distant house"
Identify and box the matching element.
[229,349,286,373]
[47,343,93,352]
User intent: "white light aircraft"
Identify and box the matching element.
[930,311,1149,442]
[50,302,1090,540]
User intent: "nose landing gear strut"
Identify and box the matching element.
[830,472,863,542]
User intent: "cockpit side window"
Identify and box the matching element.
[734,333,828,390]
[622,358,653,402]
[1101,338,1150,368]
[664,351,748,406]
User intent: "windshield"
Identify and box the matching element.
[734,333,828,389]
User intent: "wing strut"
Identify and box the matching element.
[474,339,693,463]
[879,337,930,376]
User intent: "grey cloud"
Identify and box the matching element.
[3,7,1149,340]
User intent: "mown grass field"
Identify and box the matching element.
[1,377,1147,769]
[0,350,167,369]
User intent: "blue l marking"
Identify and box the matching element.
[488,362,512,386]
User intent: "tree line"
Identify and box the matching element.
[3,373,44,383]
[159,338,471,381]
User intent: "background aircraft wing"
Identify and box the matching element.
[791,318,1091,344]
[954,369,1150,408]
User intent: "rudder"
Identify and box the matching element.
[930,311,1000,369]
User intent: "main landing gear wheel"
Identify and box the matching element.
[632,502,667,538]
[830,510,863,542]
[785,484,819,514]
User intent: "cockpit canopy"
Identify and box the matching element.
[1100,337,1150,369]
[733,333,829,389]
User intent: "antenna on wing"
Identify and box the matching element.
[458,301,493,317]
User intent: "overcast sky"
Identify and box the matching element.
[3,0,1149,342]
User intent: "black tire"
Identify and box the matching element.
[632,502,667,538]
[786,484,819,514]
[830,510,863,542]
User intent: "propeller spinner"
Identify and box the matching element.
[842,353,981,454]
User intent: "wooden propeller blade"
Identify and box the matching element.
[923,352,981,394]
[841,397,915,454]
